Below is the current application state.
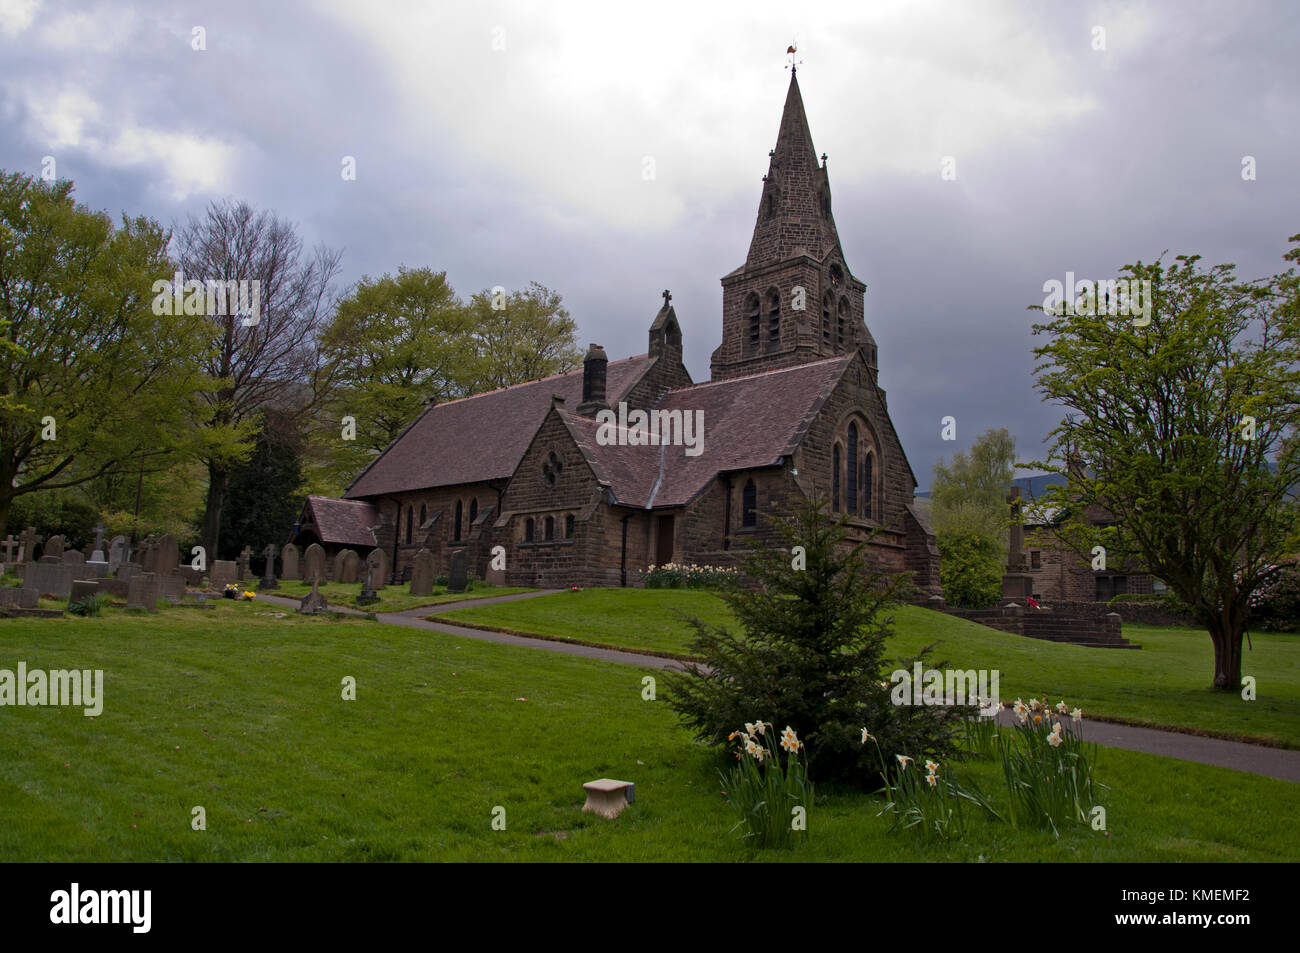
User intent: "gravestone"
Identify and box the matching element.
[44,535,66,560]
[281,543,300,581]
[259,543,279,590]
[70,579,100,603]
[127,572,161,611]
[153,534,179,574]
[158,572,187,602]
[298,578,328,615]
[365,549,389,590]
[301,543,326,584]
[448,550,468,593]
[25,562,73,599]
[108,536,129,573]
[89,524,106,562]
[237,546,253,581]
[0,587,39,609]
[62,550,85,568]
[409,549,435,596]
[336,549,360,584]
[357,559,379,605]
[209,560,238,592]
[1001,487,1035,601]
[136,535,158,572]
[20,526,41,563]
[81,541,95,560]
[1,534,19,564]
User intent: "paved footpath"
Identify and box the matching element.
[258,589,1300,783]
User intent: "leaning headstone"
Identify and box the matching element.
[208,560,238,592]
[237,545,252,581]
[44,535,66,560]
[127,572,161,611]
[448,550,468,593]
[365,548,389,590]
[298,578,328,615]
[281,543,300,581]
[62,550,85,568]
[107,535,129,573]
[336,549,360,584]
[259,543,279,590]
[302,543,326,584]
[409,549,435,596]
[25,562,73,599]
[70,579,100,604]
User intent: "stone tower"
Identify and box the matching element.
[710,69,878,381]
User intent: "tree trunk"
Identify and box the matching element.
[1208,615,1244,691]
[202,464,229,558]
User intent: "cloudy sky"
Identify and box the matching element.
[2,0,1296,490]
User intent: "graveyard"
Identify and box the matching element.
[0,596,1296,862]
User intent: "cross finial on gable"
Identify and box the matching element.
[662,289,672,306]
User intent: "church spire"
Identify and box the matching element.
[746,70,842,269]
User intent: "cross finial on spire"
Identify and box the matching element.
[662,289,672,306]
[821,153,827,168]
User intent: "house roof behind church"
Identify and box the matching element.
[565,355,850,508]
[344,355,653,498]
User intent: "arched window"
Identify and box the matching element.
[863,453,874,520]
[837,297,850,349]
[832,444,842,511]
[766,289,781,349]
[565,514,575,539]
[822,293,833,348]
[419,504,426,527]
[745,292,761,355]
[469,498,478,526]
[847,423,859,514]
[524,518,535,542]
[544,516,555,541]
[405,505,413,545]
[742,479,757,528]
[454,500,463,541]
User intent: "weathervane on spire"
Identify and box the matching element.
[785,43,802,74]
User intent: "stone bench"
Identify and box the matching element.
[582,779,635,819]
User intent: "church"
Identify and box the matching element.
[291,70,941,594]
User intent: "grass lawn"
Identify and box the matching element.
[269,579,534,613]
[0,601,1295,861]
[441,588,1300,748]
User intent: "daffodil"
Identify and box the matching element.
[1071,707,1083,723]
[780,726,801,753]
[1047,725,1063,747]
[861,727,873,745]
[1056,700,1068,714]
[896,754,913,769]
[925,760,939,774]
[925,773,938,788]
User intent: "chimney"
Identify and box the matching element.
[577,343,608,415]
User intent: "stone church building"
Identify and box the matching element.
[293,71,941,594]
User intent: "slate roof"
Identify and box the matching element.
[564,356,850,508]
[344,355,653,498]
[303,495,381,547]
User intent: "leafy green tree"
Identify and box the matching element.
[465,282,582,391]
[937,532,1003,608]
[929,427,1016,546]
[0,172,211,536]
[1029,244,1300,689]
[666,493,966,785]
[315,267,477,489]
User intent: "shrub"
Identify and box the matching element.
[666,492,967,785]
[937,531,1003,608]
[67,594,107,617]
[644,562,739,590]
[1250,562,1300,632]
[433,574,449,587]
[718,722,811,849]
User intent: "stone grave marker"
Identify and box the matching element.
[209,560,238,592]
[259,543,279,590]
[409,549,435,596]
[127,572,161,611]
[89,525,106,562]
[281,543,300,581]
[70,579,100,604]
[20,526,41,563]
[1,534,19,564]
[237,545,253,581]
[298,578,328,615]
[25,562,73,599]
[0,587,39,609]
[153,534,179,574]
[336,549,360,584]
[301,543,326,584]
[62,550,85,568]
[366,548,389,590]
[107,536,129,573]
[43,535,66,562]
[448,550,468,593]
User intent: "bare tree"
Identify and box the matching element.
[173,199,342,555]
